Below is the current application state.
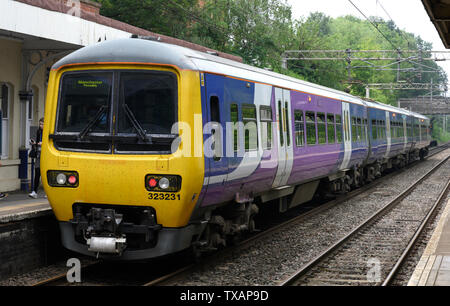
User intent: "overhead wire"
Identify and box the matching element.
[348,0,444,85]
[347,0,401,52]
[376,0,414,49]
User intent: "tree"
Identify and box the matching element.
[97,0,198,39]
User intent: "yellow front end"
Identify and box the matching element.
[41,64,205,259]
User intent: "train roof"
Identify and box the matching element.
[52,38,201,71]
[52,38,364,106]
[363,100,410,115]
[53,38,429,119]
[408,110,430,120]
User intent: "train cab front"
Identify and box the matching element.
[41,60,205,260]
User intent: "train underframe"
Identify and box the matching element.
[63,146,429,259]
[192,146,430,255]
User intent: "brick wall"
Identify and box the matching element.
[0,215,68,281]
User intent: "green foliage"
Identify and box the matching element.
[92,0,447,108]
[96,0,198,39]
[431,116,450,143]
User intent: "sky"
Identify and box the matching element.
[286,0,450,91]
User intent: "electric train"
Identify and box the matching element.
[41,38,431,260]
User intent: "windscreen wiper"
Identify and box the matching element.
[79,105,108,140]
[123,104,152,143]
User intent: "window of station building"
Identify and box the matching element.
[294,110,305,147]
[317,112,326,144]
[327,114,335,144]
[336,115,343,143]
[306,112,316,145]
[260,106,273,150]
[242,104,257,151]
[231,104,239,152]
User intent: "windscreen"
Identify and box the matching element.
[57,72,112,133]
[118,72,177,135]
[54,70,178,154]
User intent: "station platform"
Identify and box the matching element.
[409,198,450,286]
[0,190,52,223]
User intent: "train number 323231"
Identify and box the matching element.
[148,193,181,200]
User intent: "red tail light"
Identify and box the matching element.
[68,175,77,185]
[148,178,158,188]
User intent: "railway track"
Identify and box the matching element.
[32,144,449,286]
[146,145,450,286]
[279,154,450,286]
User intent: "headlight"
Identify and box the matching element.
[47,171,79,188]
[56,173,67,185]
[145,174,181,192]
[158,177,170,190]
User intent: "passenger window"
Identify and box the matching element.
[210,96,221,160]
[285,102,291,147]
[278,101,284,147]
[335,115,343,143]
[363,119,367,142]
[357,118,362,141]
[391,121,395,140]
[294,110,305,147]
[231,104,239,152]
[210,96,220,123]
[260,106,273,150]
[327,114,335,144]
[242,104,257,151]
[351,117,357,142]
[372,120,377,140]
[380,120,385,139]
[306,112,316,145]
[317,112,326,144]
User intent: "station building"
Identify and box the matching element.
[0,0,241,192]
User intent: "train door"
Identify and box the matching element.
[339,102,352,170]
[202,74,228,189]
[384,112,391,158]
[403,116,408,153]
[272,88,294,188]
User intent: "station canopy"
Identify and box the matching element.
[422,0,450,48]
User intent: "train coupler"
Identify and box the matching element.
[70,204,162,254]
[87,236,127,255]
